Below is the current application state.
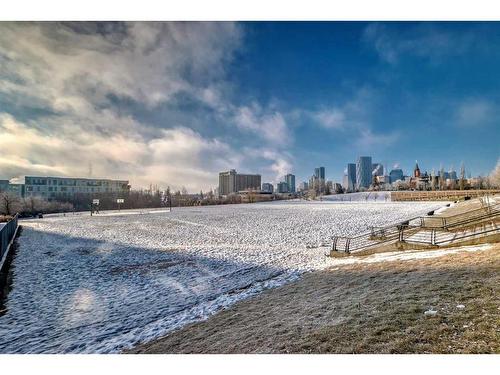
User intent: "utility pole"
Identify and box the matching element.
[460,162,466,191]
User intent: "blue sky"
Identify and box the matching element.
[0,22,499,191]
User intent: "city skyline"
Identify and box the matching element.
[1,22,499,191]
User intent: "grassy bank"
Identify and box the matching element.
[129,244,499,354]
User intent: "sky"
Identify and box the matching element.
[0,21,499,191]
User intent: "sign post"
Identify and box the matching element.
[116,198,124,212]
[91,199,100,215]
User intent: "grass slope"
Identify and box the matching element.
[130,244,500,354]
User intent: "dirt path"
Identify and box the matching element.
[128,244,500,354]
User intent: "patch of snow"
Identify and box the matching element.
[424,309,438,316]
[456,304,465,310]
[330,244,493,266]
[0,199,446,353]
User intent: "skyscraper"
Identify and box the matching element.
[314,167,325,180]
[356,156,372,190]
[284,174,296,193]
[372,163,384,176]
[346,163,356,192]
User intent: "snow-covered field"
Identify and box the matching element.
[0,199,445,353]
[322,192,391,202]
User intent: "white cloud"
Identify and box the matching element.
[0,22,242,110]
[312,108,346,130]
[356,128,400,149]
[0,22,303,190]
[363,23,477,65]
[0,113,240,192]
[455,99,495,127]
[0,22,261,191]
[234,103,291,146]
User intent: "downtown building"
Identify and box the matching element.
[276,181,289,194]
[284,174,296,193]
[218,169,261,196]
[261,182,274,193]
[343,163,357,192]
[23,176,130,200]
[389,168,404,183]
[356,156,372,190]
[0,180,25,198]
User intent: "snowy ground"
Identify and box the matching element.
[321,191,391,202]
[0,199,446,353]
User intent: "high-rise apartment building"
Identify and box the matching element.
[218,169,261,196]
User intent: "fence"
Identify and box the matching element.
[391,190,500,202]
[331,201,500,254]
[400,224,499,246]
[0,214,19,270]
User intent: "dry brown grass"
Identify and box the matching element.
[128,244,500,354]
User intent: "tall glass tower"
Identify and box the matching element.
[314,167,325,180]
[346,163,356,191]
[284,174,296,193]
[356,156,372,190]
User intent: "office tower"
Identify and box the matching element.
[372,163,384,176]
[356,156,372,190]
[284,174,296,193]
[346,163,356,192]
[314,167,325,180]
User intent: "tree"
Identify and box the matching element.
[459,162,466,190]
[181,186,188,196]
[23,195,47,215]
[439,166,445,190]
[488,158,500,188]
[0,192,22,215]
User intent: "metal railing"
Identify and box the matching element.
[401,222,499,246]
[331,201,500,254]
[1,214,19,265]
[331,216,422,253]
[419,203,500,230]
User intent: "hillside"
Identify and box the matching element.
[130,243,500,354]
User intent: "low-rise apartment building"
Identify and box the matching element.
[24,176,130,200]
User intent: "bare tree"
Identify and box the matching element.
[459,162,466,190]
[488,158,500,188]
[0,192,22,215]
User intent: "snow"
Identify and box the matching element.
[321,192,391,202]
[424,309,438,316]
[329,244,493,267]
[0,199,446,353]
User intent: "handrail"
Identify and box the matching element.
[1,213,19,267]
[331,201,500,254]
